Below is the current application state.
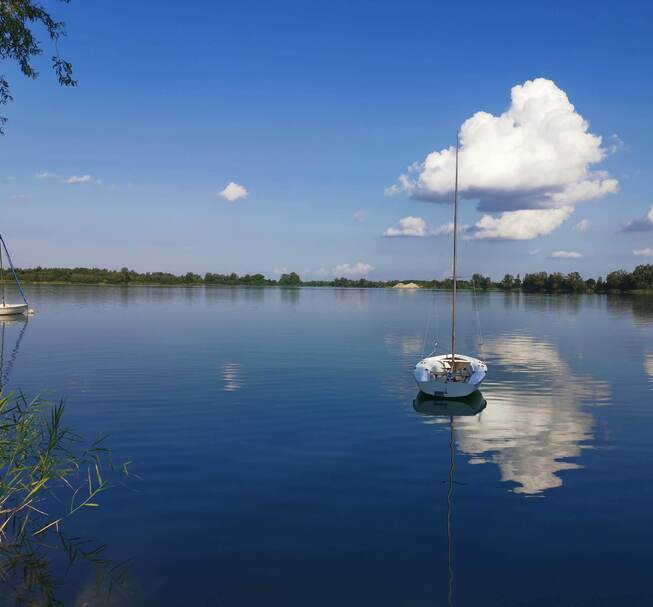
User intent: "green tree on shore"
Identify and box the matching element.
[472,273,492,290]
[606,270,635,291]
[278,272,301,286]
[6,264,653,293]
[633,264,653,289]
[499,274,516,290]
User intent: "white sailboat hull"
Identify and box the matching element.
[415,354,487,399]
[0,303,28,316]
[416,379,480,398]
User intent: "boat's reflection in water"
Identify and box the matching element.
[0,315,28,391]
[412,390,486,607]
[413,389,487,417]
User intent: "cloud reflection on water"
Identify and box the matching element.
[645,351,653,387]
[383,334,424,356]
[221,362,243,391]
[451,334,610,495]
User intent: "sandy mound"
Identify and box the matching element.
[393,282,421,289]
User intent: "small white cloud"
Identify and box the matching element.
[573,218,590,232]
[218,181,248,202]
[529,248,541,256]
[384,216,456,237]
[634,248,653,257]
[469,207,573,240]
[8,193,29,202]
[607,134,625,156]
[384,216,429,237]
[64,175,92,185]
[353,210,368,222]
[622,205,653,232]
[433,222,455,236]
[35,172,59,179]
[321,262,374,277]
[273,267,289,275]
[552,250,582,259]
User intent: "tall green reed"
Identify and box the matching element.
[0,392,132,605]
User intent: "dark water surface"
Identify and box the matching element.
[3,285,653,606]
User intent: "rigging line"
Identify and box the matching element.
[434,285,439,351]
[421,304,432,357]
[471,276,485,359]
[421,286,439,356]
[0,235,29,307]
[0,241,4,306]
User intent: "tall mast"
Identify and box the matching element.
[0,238,4,307]
[450,134,459,365]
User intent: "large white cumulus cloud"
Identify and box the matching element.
[469,207,573,240]
[388,78,619,239]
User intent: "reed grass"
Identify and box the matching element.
[0,392,131,605]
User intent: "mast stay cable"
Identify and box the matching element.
[421,286,440,356]
[0,239,4,306]
[471,276,485,359]
[0,234,29,307]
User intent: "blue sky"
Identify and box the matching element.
[1,0,652,279]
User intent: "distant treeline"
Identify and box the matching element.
[7,265,653,293]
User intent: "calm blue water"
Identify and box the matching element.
[3,285,653,605]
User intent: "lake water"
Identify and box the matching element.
[2,285,653,606]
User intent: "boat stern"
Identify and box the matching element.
[414,354,487,398]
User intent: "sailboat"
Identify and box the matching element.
[414,136,487,398]
[0,235,29,316]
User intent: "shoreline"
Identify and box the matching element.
[7,281,653,295]
[7,264,652,294]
